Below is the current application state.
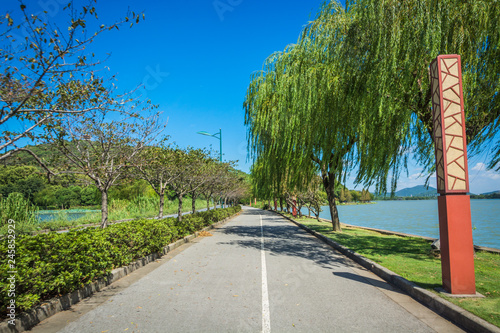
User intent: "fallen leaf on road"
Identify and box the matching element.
[233,295,239,297]
[199,231,213,237]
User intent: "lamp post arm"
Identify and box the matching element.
[219,128,222,162]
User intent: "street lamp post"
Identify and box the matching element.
[197,128,222,162]
[197,128,223,208]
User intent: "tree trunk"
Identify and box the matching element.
[206,197,211,210]
[177,194,183,222]
[297,201,303,218]
[224,196,227,208]
[292,196,297,217]
[322,172,341,232]
[100,190,109,228]
[191,192,197,214]
[279,197,283,211]
[159,192,165,219]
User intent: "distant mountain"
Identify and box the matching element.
[481,190,500,196]
[394,185,437,197]
[473,190,500,199]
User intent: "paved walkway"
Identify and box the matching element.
[33,207,463,332]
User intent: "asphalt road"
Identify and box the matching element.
[33,207,463,332]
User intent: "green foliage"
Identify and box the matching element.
[0,166,47,203]
[54,186,81,209]
[80,185,100,206]
[109,179,155,201]
[0,206,241,316]
[107,196,159,221]
[350,190,361,203]
[0,193,38,232]
[33,185,61,208]
[0,166,40,185]
[360,189,373,202]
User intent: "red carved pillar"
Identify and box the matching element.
[430,55,476,295]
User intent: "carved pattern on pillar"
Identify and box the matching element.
[430,60,445,192]
[430,55,469,194]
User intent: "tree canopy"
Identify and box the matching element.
[0,1,144,171]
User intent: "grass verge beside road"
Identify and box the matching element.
[286,214,500,328]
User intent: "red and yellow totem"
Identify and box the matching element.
[430,54,476,295]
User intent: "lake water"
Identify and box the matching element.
[315,200,499,250]
[37,210,100,222]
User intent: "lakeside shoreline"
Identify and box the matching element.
[319,200,500,250]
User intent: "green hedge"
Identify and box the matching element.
[0,205,241,315]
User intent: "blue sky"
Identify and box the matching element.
[4,0,500,194]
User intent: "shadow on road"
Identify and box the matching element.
[332,271,404,294]
[218,208,409,296]
[219,208,357,271]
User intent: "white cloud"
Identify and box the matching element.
[470,162,500,180]
[471,162,487,172]
[468,162,500,193]
[486,171,500,180]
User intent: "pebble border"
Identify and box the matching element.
[0,211,241,333]
[276,211,500,333]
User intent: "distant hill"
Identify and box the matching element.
[394,185,437,197]
[472,190,500,199]
[377,185,500,200]
[481,190,500,196]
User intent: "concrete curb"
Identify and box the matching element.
[0,211,241,333]
[276,212,500,333]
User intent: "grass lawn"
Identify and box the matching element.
[288,215,500,328]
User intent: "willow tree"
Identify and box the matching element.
[245,3,363,231]
[317,0,500,189]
